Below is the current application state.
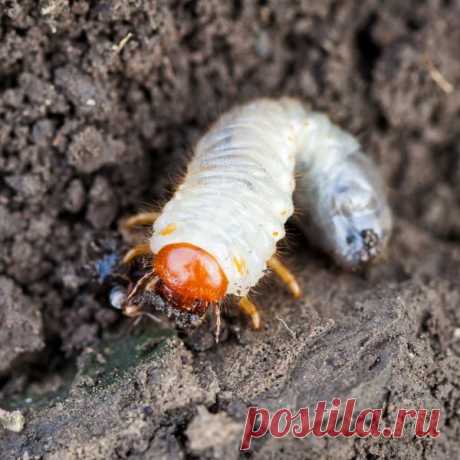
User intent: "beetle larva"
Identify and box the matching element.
[118,98,392,334]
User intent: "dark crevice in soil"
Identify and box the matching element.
[355,13,381,84]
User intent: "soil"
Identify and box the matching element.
[1,1,460,459]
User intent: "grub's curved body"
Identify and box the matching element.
[150,98,392,300]
[151,99,308,296]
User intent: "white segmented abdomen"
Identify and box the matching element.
[151,98,307,296]
[151,97,392,295]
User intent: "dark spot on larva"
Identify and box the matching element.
[346,234,356,245]
[358,228,381,263]
[361,228,379,250]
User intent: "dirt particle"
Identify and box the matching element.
[186,406,242,458]
[63,179,86,214]
[0,206,22,240]
[68,127,108,174]
[86,176,117,229]
[5,174,46,200]
[54,65,108,116]
[0,276,44,375]
[68,127,126,174]
[31,119,55,146]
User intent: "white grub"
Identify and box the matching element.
[151,98,392,296]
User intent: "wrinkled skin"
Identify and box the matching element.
[295,152,392,270]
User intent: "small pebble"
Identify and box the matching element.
[110,286,127,310]
[0,408,25,432]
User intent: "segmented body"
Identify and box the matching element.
[150,98,392,298]
[294,112,392,269]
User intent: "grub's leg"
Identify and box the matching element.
[144,312,163,324]
[122,211,159,231]
[267,256,301,299]
[239,297,261,330]
[122,243,152,265]
[144,275,159,292]
[126,271,154,302]
[123,304,143,318]
[125,311,162,335]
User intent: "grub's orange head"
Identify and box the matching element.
[153,243,228,315]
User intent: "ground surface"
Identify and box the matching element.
[1,1,460,459]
